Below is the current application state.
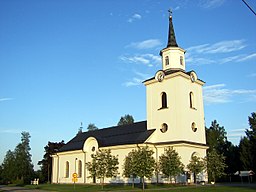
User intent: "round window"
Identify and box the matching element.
[160,123,168,133]
[191,122,197,132]
[91,146,95,152]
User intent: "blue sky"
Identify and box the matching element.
[0,0,255,170]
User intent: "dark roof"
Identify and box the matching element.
[58,121,155,152]
[167,16,178,48]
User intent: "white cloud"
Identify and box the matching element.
[203,84,256,104]
[120,53,161,67]
[0,97,13,102]
[199,0,226,9]
[123,71,151,87]
[185,40,254,66]
[237,52,256,62]
[126,39,162,50]
[173,6,180,11]
[248,73,256,78]
[128,13,142,23]
[187,40,246,54]
[0,129,22,134]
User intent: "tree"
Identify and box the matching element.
[245,112,256,172]
[117,114,134,126]
[132,146,155,191]
[205,149,226,183]
[87,123,98,132]
[187,156,205,184]
[206,120,237,178]
[14,132,34,184]
[123,150,137,188]
[86,149,118,189]
[159,147,184,183]
[206,120,228,153]
[1,150,16,183]
[38,140,65,183]
[239,136,251,170]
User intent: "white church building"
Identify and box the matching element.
[51,13,208,184]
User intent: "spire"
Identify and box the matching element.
[167,9,178,48]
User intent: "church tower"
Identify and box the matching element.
[143,13,207,151]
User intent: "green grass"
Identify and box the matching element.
[23,183,256,192]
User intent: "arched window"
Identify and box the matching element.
[65,161,69,178]
[191,122,197,132]
[161,92,167,109]
[78,160,82,178]
[189,92,194,108]
[165,56,169,66]
[180,56,183,65]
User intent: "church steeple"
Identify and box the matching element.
[160,11,186,71]
[167,11,178,48]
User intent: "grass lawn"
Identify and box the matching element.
[24,183,256,192]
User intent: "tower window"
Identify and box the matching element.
[161,123,168,133]
[161,92,167,109]
[191,122,197,132]
[65,161,69,178]
[189,92,194,109]
[78,160,82,178]
[180,56,183,65]
[165,56,169,66]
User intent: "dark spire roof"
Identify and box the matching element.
[167,16,178,48]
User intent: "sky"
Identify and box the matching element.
[0,0,255,170]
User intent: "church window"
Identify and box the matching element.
[78,160,82,178]
[165,56,169,66]
[191,122,197,132]
[92,146,95,152]
[65,161,69,178]
[161,123,168,133]
[161,92,167,109]
[189,92,194,109]
[180,56,183,65]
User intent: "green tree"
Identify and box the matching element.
[87,123,98,132]
[206,120,227,153]
[1,150,16,183]
[205,149,226,183]
[123,150,137,188]
[38,140,65,183]
[239,136,251,170]
[132,146,155,191]
[14,132,34,183]
[86,149,118,189]
[159,147,184,183]
[187,156,205,184]
[206,120,237,178]
[117,114,134,126]
[245,112,256,171]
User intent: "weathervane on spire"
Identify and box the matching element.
[168,8,172,17]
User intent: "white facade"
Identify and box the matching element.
[51,15,208,184]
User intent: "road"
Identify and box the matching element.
[0,185,51,192]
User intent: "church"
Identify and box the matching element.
[51,13,208,184]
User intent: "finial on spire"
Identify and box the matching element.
[168,8,172,17]
[166,9,178,48]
